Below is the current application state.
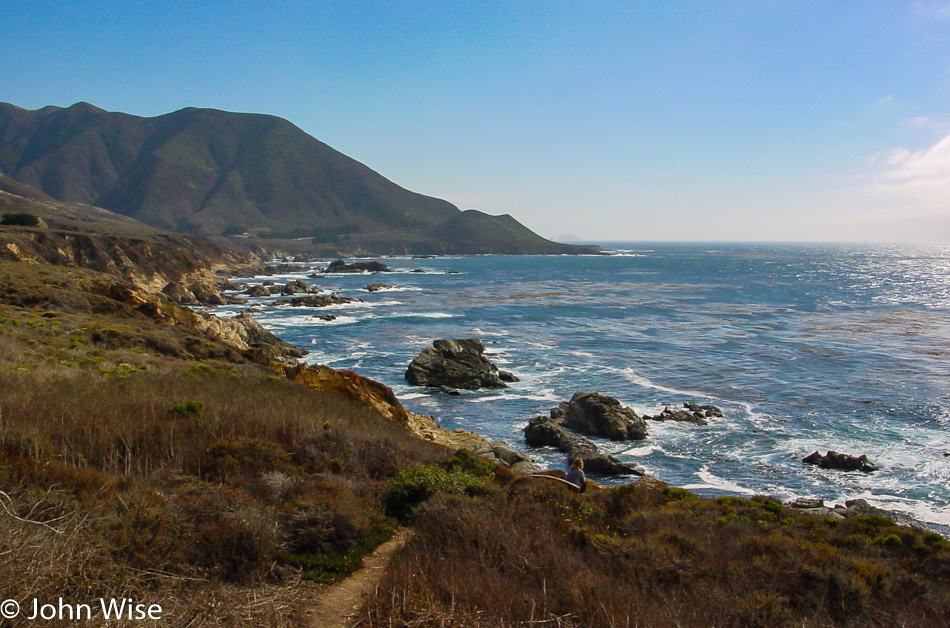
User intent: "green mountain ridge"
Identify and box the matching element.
[0,102,598,254]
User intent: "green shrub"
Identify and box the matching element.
[1,212,40,227]
[170,400,204,420]
[381,465,490,521]
[664,486,698,502]
[220,224,247,236]
[441,448,496,477]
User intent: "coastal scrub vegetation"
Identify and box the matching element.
[361,481,950,627]
[0,261,447,625]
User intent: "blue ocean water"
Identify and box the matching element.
[213,243,950,528]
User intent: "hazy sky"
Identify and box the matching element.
[4,1,950,243]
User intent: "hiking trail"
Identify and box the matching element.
[306,528,412,627]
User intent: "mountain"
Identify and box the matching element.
[0,101,457,235]
[0,102,599,254]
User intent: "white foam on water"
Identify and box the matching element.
[619,443,663,457]
[385,311,457,319]
[682,467,757,496]
[468,394,517,404]
[615,366,716,400]
[848,491,950,527]
[396,392,429,401]
[569,349,598,359]
[471,327,511,337]
[253,314,326,328]
[523,388,563,403]
[310,315,360,326]
[368,285,423,292]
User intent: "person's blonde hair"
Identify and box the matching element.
[570,458,584,470]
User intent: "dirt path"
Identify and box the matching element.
[306,528,412,627]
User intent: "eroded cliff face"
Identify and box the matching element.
[0,227,260,296]
[272,363,410,425]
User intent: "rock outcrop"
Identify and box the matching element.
[275,363,409,424]
[551,392,648,440]
[405,339,510,390]
[408,413,537,473]
[523,415,642,476]
[325,259,392,274]
[802,450,878,473]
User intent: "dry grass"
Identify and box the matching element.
[0,262,447,626]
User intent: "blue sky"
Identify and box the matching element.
[4,1,950,243]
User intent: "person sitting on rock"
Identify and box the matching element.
[565,458,586,493]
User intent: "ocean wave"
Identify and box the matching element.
[619,443,663,457]
[386,311,456,319]
[396,391,429,401]
[309,315,360,326]
[467,394,512,404]
[367,285,423,293]
[683,467,756,495]
[614,366,718,400]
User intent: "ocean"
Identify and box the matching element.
[210,243,950,530]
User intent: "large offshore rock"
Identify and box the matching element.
[551,392,648,440]
[405,338,509,390]
[324,259,392,273]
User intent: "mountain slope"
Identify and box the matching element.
[0,102,459,236]
[425,209,601,254]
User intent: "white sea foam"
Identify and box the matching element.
[683,467,756,495]
[522,339,557,349]
[523,388,562,403]
[847,491,950,527]
[468,394,512,404]
[396,392,429,401]
[569,350,598,359]
[620,443,663,457]
[368,285,423,293]
[615,366,716,400]
[309,315,360,326]
[386,311,456,319]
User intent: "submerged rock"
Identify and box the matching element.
[365,282,394,292]
[405,338,511,390]
[273,294,362,307]
[802,450,878,473]
[644,401,722,425]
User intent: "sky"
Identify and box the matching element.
[4,1,950,243]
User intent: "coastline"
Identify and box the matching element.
[212,254,950,536]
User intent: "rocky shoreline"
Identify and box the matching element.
[193,260,940,535]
